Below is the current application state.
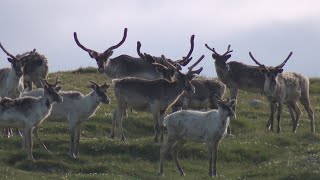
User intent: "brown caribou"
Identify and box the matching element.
[111,55,204,143]
[74,28,194,80]
[205,44,267,133]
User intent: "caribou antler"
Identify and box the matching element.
[29,49,36,56]
[136,41,145,59]
[73,32,97,54]
[214,94,224,102]
[205,44,219,55]
[53,77,62,86]
[40,77,61,87]
[176,35,195,66]
[205,44,233,56]
[249,52,265,67]
[275,52,293,69]
[90,80,99,87]
[162,55,180,71]
[0,42,17,59]
[223,45,233,56]
[106,28,128,51]
[188,55,204,72]
[187,55,204,75]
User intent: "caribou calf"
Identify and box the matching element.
[249,52,315,133]
[22,81,110,158]
[159,96,236,177]
[111,55,204,143]
[0,79,63,161]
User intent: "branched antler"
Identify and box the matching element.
[176,35,195,66]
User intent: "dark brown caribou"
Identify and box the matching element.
[74,28,194,80]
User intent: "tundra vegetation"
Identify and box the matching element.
[0,68,319,179]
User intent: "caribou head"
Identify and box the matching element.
[163,54,204,94]
[205,44,233,71]
[40,77,63,104]
[73,28,128,73]
[249,51,293,89]
[89,80,111,104]
[215,94,236,118]
[0,43,35,77]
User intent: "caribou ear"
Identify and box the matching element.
[224,54,231,61]
[277,69,284,73]
[55,86,62,92]
[7,58,13,63]
[212,54,219,60]
[103,50,113,58]
[90,84,96,90]
[101,82,110,89]
[88,51,98,58]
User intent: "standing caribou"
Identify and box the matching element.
[205,44,266,133]
[171,78,226,112]
[249,52,315,133]
[16,51,48,91]
[111,55,204,143]
[0,42,31,137]
[0,78,63,161]
[73,28,195,80]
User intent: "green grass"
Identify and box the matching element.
[0,67,320,179]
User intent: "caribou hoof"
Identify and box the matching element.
[121,137,128,144]
[68,152,77,159]
[157,172,164,177]
[109,133,115,139]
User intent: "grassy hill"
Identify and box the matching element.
[0,67,319,179]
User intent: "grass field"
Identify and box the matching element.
[0,67,319,180]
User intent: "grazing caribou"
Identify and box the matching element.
[74,28,194,80]
[111,55,204,143]
[249,52,315,133]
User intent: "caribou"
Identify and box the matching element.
[16,50,48,91]
[0,42,31,137]
[0,78,63,161]
[171,78,226,112]
[249,52,315,133]
[73,28,194,80]
[111,55,204,143]
[205,44,266,133]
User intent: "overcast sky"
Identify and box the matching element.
[0,0,319,77]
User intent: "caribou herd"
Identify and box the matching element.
[0,28,315,177]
